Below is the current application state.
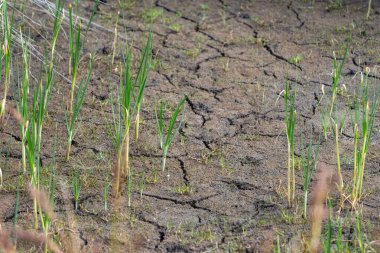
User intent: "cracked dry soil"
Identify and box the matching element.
[1,0,380,252]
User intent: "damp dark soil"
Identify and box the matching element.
[1,0,380,252]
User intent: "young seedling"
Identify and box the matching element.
[112,31,152,196]
[320,109,330,140]
[36,177,56,253]
[39,181,56,253]
[324,198,333,253]
[284,81,296,207]
[355,213,364,252]
[111,12,119,66]
[0,0,13,118]
[65,55,93,160]
[274,235,281,253]
[329,43,348,118]
[331,117,344,206]
[301,131,320,219]
[72,174,82,211]
[155,96,186,179]
[104,176,109,211]
[336,218,344,252]
[155,99,166,149]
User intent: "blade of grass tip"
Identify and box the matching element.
[134,30,152,142]
[162,96,186,175]
[366,0,372,19]
[111,12,119,66]
[154,100,165,149]
[84,0,100,37]
[159,101,166,148]
[134,29,152,101]
[122,47,133,119]
[166,96,186,148]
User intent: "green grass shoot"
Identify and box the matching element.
[17,31,30,173]
[351,69,379,205]
[0,0,13,118]
[24,0,63,229]
[284,81,296,207]
[329,42,348,118]
[331,117,344,205]
[104,176,109,210]
[65,55,93,160]
[155,96,186,178]
[155,99,166,149]
[301,131,320,218]
[72,174,82,211]
[112,30,152,196]
[324,198,333,253]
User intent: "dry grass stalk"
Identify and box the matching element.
[15,229,63,253]
[0,228,63,253]
[28,184,56,222]
[0,229,16,253]
[310,163,334,253]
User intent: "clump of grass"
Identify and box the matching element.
[289,54,303,65]
[351,68,379,205]
[112,31,152,196]
[174,183,194,195]
[17,31,30,173]
[284,81,296,207]
[24,0,63,229]
[66,5,94,160]
[274,235,281,253]
[155,96,186,179]
[65,56,93,160]
[329,43,348,118]
[142,8,163,23]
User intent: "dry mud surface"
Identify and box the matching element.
[1,0,380,252]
